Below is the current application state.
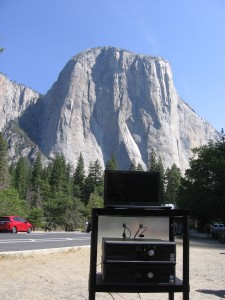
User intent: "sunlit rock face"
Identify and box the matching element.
[38,47,219,171]
[0,47,219,172]
[0,73,40,130]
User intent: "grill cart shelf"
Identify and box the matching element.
[89,208,190,300]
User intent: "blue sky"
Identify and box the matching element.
[0,0,225,132]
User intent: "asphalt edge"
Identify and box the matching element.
[0,245,90,259]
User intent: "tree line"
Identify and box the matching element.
[0,131,225,231]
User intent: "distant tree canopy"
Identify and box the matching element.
[2,131,225,232]
[177,141,225,227]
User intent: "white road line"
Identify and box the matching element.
[0,237,90,244]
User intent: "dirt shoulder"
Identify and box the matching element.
[0,237,225,300]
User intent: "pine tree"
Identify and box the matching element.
[30,153,43,190]
[137,163,144,171]
[148,150,166,203]
[157,157,166,203]
[165,163,182,204]
[0,132,10,189]
[14,157,30,198]
[105,154,118,170]
[129,159,136,171]
[50,154,69,196]
[29,153,43,207]
[86,189,104,219]
[73,153,85,199]
[65,162,73,197]
[148,149,158,171]
[83,160,103,204]
[40,163,52,201]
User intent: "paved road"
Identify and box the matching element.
[0,231,90,253]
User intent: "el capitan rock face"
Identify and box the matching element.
[0,47,220,172]
[0,74,40,130]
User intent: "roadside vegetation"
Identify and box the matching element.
[0,132,224,232]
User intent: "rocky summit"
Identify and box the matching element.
[0,47,220,172]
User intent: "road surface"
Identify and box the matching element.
[0,231,90,253]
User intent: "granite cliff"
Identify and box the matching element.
[0,47,220,172]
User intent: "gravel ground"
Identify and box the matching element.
[0,236,225,300]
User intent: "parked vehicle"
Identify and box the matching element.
[0,216,33,233]
[210,223,225,232]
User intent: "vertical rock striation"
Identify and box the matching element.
[0,73,40,130]
[39,47,219,171]
[0,47,220,172]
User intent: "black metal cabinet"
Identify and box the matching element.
[89,208,190,300]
